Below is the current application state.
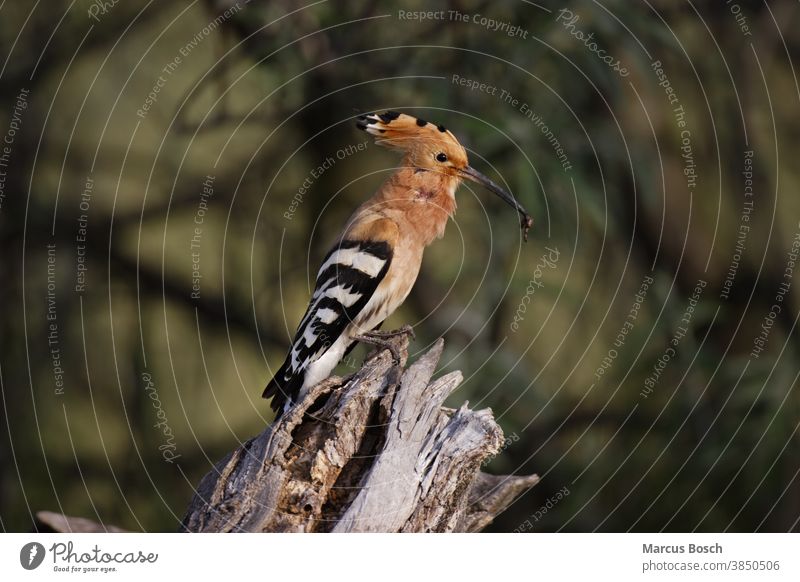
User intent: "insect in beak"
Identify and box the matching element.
[459,165,534,241]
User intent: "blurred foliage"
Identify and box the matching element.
[1,0,799,532]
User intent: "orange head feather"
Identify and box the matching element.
[356,111,468,175]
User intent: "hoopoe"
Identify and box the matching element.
[263,111,533,414]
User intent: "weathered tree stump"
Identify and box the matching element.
[182,334,538,532]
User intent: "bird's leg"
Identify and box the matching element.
[354,334,401,363]
[354,325,415,364]
[361,324,416,341]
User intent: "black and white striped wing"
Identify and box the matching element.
[263,239,392,412]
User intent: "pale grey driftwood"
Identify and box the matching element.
[182,334,538,532]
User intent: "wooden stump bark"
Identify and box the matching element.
[182,334,538,532]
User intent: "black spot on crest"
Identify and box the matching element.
[379,110,401,122]
[437,124,446,132]
[416,118,427,127]
[356,121,368,131]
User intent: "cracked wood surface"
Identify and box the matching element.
[182,335,538,532]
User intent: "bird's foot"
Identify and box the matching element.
[363,324,416,341]
[354,334,402,364]
[354,325,414,364]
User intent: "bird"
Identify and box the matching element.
[263,110,533,415]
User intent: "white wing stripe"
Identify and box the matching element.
[325,284,361,307]
[302,326,317,346]
[351,251,386,277]
[316,307,339,324]
[318,248,386,279]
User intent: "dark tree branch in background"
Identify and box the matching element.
[105,244,288,350]
[8,180,290,352]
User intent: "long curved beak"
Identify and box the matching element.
[459,165,533,241]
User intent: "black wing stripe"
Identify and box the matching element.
[264,239,392,412]
[288,269,388,373]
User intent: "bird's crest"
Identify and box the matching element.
[356,111,467,167]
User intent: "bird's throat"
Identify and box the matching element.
[407,173,457,245]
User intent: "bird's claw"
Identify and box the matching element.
[355,325,414,365]
[354,335,401,364]
[364,324,415,341]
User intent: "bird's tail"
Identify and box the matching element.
[262,360,305,416]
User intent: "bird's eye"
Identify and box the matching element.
[435,152,448,163]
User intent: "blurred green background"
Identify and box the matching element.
[1,0,798,532]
